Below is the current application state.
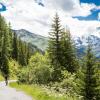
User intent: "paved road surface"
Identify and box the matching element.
[0,80,32,100]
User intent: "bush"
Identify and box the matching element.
[17,52,52,84]
[32,65,52,84]
[17,67,29,84]
[61,71,76,90]
[17,66,52,84]
[8,59,20,79]
[53,71,77,94]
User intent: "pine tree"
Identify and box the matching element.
[26,44,31,64]
[12,32,18,60]
[60,29,78,73]
[8,23,13,57]
[48,13,63,81]
[17,39,27,66]
[81,44,100,100]
[23,42,28,65]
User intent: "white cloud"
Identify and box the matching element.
[45,0,96,16]
[81,3,96,11]
[58,15,100,37]
[0,0,100,37]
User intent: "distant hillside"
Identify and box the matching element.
[13,29,48,51]
[13,29,100,58]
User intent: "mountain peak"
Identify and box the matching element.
[75,35,100,58]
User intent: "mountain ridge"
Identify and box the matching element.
[13,29,48,51]
[13,29,100,58]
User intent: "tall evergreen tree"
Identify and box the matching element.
[48,13,63,81]
[60,29,78,73]
[8,23,13,57]
[81,44,100,100]
[17,39,27,66]
[12,32,18,60]
[26,44,31,64]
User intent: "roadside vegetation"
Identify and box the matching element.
[10,82,79,100]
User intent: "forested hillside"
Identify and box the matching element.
[0,14,42,81]
[0,13,100,100]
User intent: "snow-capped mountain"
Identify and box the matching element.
[74,26,100,57]
[75,35,100,58]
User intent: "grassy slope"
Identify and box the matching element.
[9,82,77,100]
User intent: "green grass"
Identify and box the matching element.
[9,82,77,100]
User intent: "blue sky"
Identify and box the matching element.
[0,3,6,12]
[73,9,100,21]
[74,0,100,21]
[80,0,100,6]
